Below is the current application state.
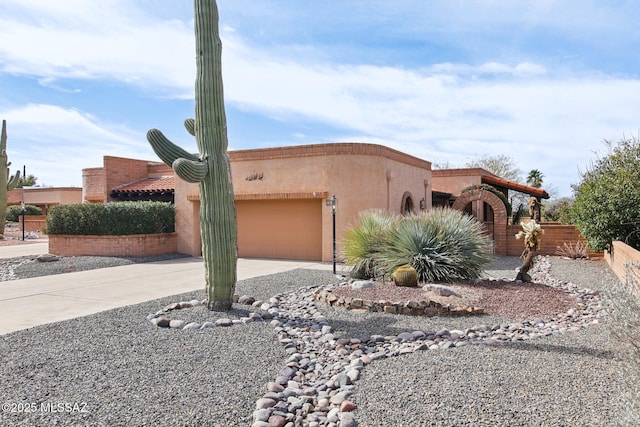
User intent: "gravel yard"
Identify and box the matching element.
[0,253,626,426]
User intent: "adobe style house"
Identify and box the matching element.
[82,142,579,260]
[7,187,82,215]
[83,143,433,262]
[431,168,550,256]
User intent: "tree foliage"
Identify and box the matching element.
[572,136,640,251]
[465,154,522,182]
[16,174,37,188]
[543,197,574,223]
[526,169,544,188]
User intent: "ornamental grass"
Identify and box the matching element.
[342,208,494,282]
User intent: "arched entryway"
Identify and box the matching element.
[452,188,508,255]
[401,191,414,215]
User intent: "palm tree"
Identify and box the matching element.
[526,169,544,188]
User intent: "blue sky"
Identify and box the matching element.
[1,0,639,197]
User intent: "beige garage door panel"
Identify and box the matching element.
[236,199,322,261]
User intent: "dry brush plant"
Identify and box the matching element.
[555,240,589,259]
[602,262,640,425]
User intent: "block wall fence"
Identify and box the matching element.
[503,223,595,257]
[48,233,177,257]
[605,241,640,285]
[17,215,47,233]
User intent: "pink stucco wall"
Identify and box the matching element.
[176,143,432,261]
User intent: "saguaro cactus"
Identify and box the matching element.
[1,120,21,238]
[147,0,237,311]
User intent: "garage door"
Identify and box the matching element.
[236,199,322,261]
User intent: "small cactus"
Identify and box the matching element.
[392,264,419,287]
[1,119,21,238]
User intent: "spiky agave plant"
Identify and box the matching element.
[377,208,494,282]
[341,210,398,279]
[515,219,544,281]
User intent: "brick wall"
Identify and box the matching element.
[605,241,640,285]
[148,163,173,175]
[104,157,152,201]
[48,233,177,257]
[17,215,47,233]
[506,223,593,257]
[452,188,508,255]
[82,167,106,202]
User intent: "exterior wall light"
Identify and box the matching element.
[326,195,337,274]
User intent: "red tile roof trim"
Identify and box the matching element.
[112,176,175,193]
[481,174,549,199]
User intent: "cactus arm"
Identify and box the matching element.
[147,128,199,166]
[146,0,237,311]
[172,157,209,183]
[8,170,20,190]
[184,118,195,136]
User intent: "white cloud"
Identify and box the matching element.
[221,35,640,196]
[0,0,638,197]
[0,1,195,95]
[2,104,155,187]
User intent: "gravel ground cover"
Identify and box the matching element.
[350,257,623,426]
[0,255,624,426]
[0,254,188,282]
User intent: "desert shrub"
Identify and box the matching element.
[343,208,494,282]
[47,201,174,235]
[603,262,640,425]
[342,210,398,279]
[6,204,42,222]
[543,197,574,223]
[555,241,588,259]
[572,136,640,251]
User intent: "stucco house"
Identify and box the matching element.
[84,143,433,261]
[81,141,566,261]
[7,187,83,215]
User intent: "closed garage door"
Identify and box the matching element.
[236,199,322,261]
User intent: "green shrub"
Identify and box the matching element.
[342,210,398,279]
[543,197,574,223]
[46,201,174,235]
[6,204,42,222]
[342,208,494,282]
[572,136,640,251]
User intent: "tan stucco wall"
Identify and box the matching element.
[606,241,640,285]
[175,143,432,261]
[7,187,82,214]
[431,168,487,196]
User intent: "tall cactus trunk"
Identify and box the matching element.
[146,0,237,311]
[1,120,22,238]
[195,0,237,310]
